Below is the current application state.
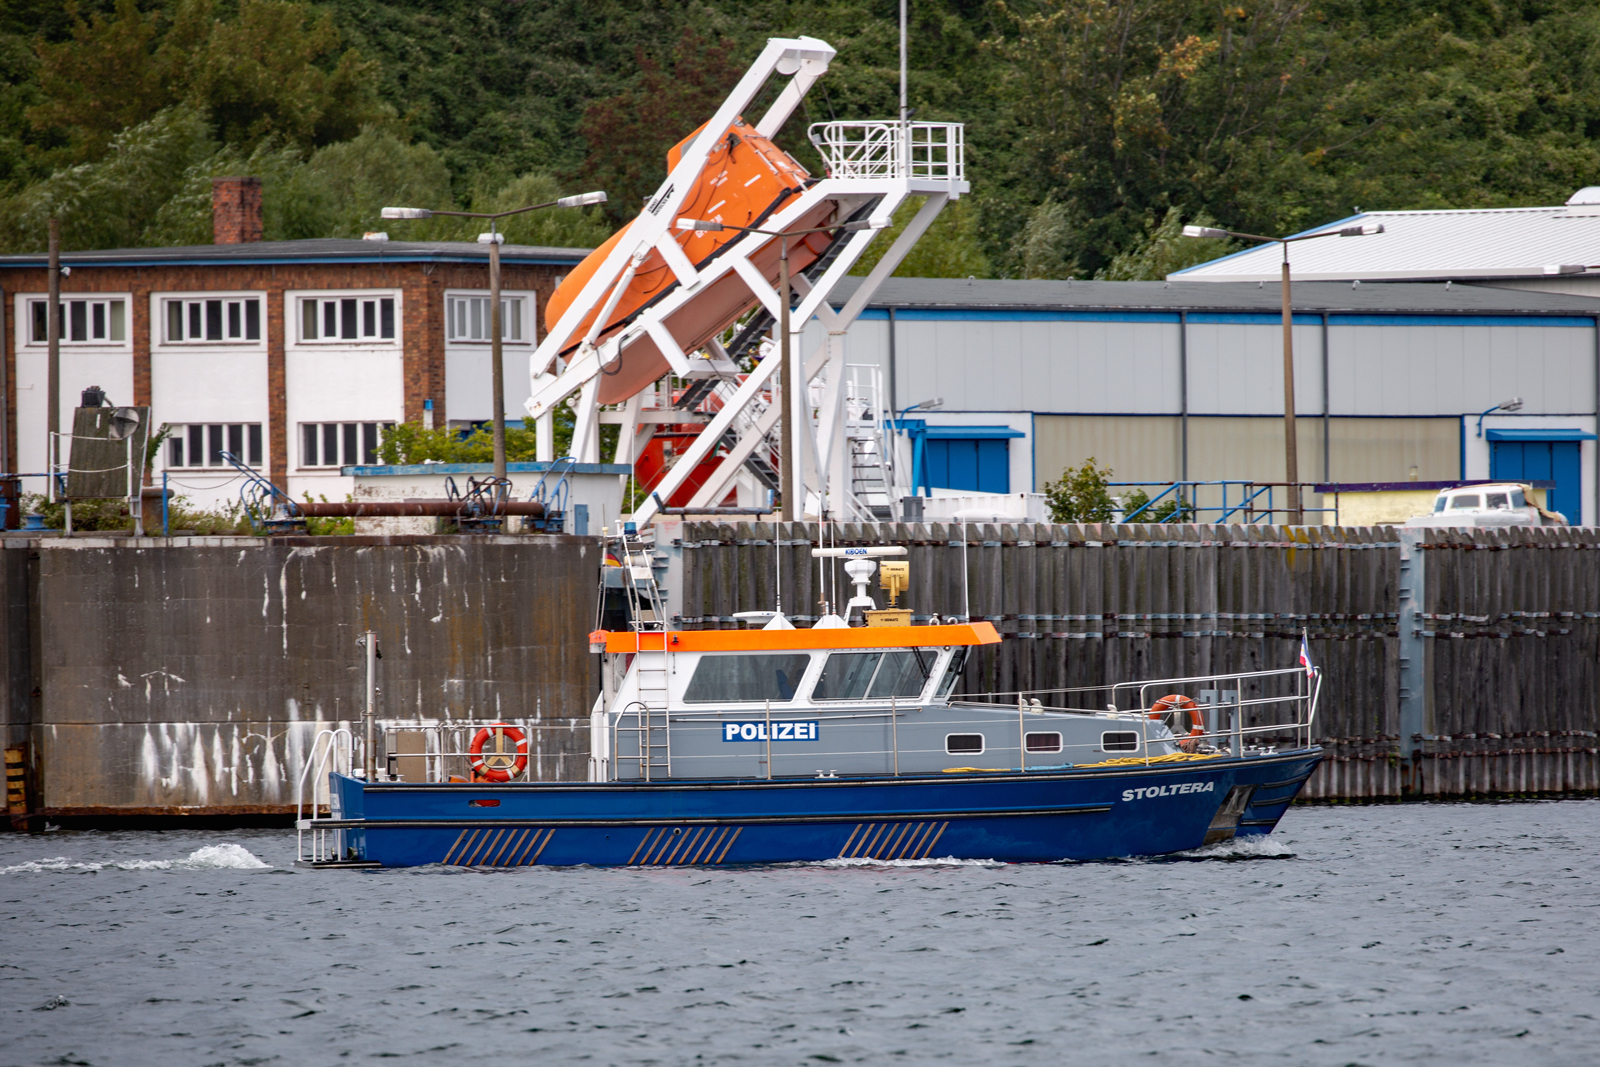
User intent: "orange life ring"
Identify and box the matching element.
[468,723,528,782]
[1149,694,1206,752]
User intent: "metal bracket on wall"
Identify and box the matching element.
[1396,529,1428,775]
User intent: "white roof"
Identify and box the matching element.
[1173,196,1600,282]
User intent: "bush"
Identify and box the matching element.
[1044,458,1115,524]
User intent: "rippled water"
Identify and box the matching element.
[3,801,1597,1066]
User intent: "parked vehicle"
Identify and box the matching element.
[1402,482,1566,529]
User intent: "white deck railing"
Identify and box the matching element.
[808,122,966,187]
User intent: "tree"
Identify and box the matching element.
[28,0,385,160]
[1044,458,1115,524]
[849,196,993,279]
[579,29,743,224]
[1095,207,1236,281]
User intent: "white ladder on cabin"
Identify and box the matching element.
[633,653,671,780]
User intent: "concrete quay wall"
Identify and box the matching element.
[1,535,597,820]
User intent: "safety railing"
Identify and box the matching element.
[808,121,966,186]
[965,665,1321,763]
[604,663,1319,781]
[1105,480,1340,525]
[295,727,355,864]
[375,719,553,783]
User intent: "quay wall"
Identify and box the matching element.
[675,521,1600,800]
[2,536,597,820]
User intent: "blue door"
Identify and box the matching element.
[925,439,1011,493]
[1490,440,1581,518]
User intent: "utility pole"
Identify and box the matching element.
[1280,249,1300,524]
[47,217,63,533]
[488,223,505,481]
[1183,219,1386,526]
[779,235,794,522]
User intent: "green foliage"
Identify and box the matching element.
[1118,487,1192,523]
[1096,208,1238,282]
[10,0,1600,285]
[301,494,354,536]
[27,0,385,160]
[1044,458,1115,524]
[849,196,993,279]
[19,490,254,534]
[375,422,545,466]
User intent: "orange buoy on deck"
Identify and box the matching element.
[546,117,835,405]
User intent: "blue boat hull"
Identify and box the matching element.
[320,749,1321,867]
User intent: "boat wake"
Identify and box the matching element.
[809,855,1007,869]
[1169,835,1296,861]
[1,843,271,875]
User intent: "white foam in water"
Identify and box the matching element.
[812,855,1007,869]
[1,842,270,875]
[1172,834,1295,860]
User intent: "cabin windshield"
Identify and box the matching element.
[1450,494,1481,509]
[1433,496,1447,513]
[813,650,934,701]
[682,654,811,703]
[1486,492,1510,509]
[1510,489,1527,508]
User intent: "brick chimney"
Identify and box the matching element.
[212,176,263,244]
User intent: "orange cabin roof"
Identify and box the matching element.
[592,623,1002,655]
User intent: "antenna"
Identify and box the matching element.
[961,519,970,623]
[899,0,908,124]
[774,517,783,615]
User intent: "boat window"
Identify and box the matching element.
[1485,492,1509,509]
[813,653,881,700]
[1025,732,1062,753]
[682,654,811,703]
[934,647,969,700]
[1102,731,1140,752]
[814,649,934,701]
[1432,495,1447,513]
[1450,494,1481,509]
[1510,488,1527,508]
[866,650,932,699]
[946,733,985,755]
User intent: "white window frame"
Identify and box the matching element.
[944,733,986,756]
[157,292,266,346]
[1024,731,1063,754]
[299,420,395,470]
[292,291,401,345]
[22,294,132,347]
[164,422,264,470]
[1101,731,1141,753]
[444,290,534,344]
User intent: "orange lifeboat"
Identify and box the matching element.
[546,117,836,405]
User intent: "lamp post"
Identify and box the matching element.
[675,216,886,521]
[1183,220,1385,524]
[382,191,607,481]
[896,397,942,497]
[1476,397,1524,437]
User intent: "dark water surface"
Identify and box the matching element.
[2,801,1597,1066]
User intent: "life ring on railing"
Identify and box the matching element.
[1149,694,1206,752]
[469,723,528,782]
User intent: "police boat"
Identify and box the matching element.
[297,545,1323,868]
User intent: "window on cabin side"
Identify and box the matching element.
[945,734,984,755]
[1101,731,1140,752]
[682,654,811,703]
[1025,732,1062,753]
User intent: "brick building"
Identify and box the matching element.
[0,177,590,507]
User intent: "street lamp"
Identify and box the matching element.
[1182,220,1385,524]
[1476,397,1524,437]
[675,215,886,521]
[382,191,607,481]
